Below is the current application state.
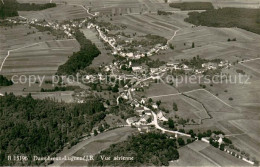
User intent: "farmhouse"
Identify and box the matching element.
[132,66,142,72]
[135,106,145,115]
[126,117,138,125]
[202,62,217,70]
[139,115,151,124]
[157,111,168,121]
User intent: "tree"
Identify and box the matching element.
[177,138,185,146]
[187,139,192,144]
[98,124,104,133]
[220,144,225,151]
[164,0,168,3]
[173,102,178,111]
[148,98,153,103]
[94,129,98,136]
[169,43,174,50]
[192,42,195,48]
[198,133,203,140]
[168,118,174,129]
[112,84,119,92]
[156,100,161,107]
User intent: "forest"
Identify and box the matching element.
[0,93,105,166]
[0,0,56,19]
[89,133,179,166]
[169,2,214,10]
[185,8,260,35]
[57,30,101,75]
[0,75,13,86]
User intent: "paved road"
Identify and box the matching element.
[150,111,191,137]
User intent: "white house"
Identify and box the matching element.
[126,117,138,125]
[157,111,168,121]
[132,66,142,72]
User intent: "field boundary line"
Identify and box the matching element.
[196,149,222,167]
[0,39,76,73]
[238,57,260,64]
[201,89,233,108]
[148,88,204,98]
[167,29,180,44]
[148,88,233,108]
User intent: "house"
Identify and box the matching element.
[131,100,139,107]
[150,68,159,73]
[152,104,158,109]
[139,115,151,124]
[217,134,224,144]
[126,117,138,125]
[144,110,152,116]
[126,52,134,58]
[138,126,150,133]
[135,106,145,115]
[132,66,142,72]
[157,111,168,121]
[140,98,146,104]
[202,63,217,70]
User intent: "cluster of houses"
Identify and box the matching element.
[7,17,89,39]
[87,22,169,60]
[126,99,168,129]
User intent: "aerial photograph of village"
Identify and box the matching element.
[0,0,260,166]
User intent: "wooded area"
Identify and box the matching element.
[57,30,101,75]
[185,8,260,35]
[0,0,56,19]
[90,133,179,166]
[0,93,105,165]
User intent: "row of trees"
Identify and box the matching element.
[57,30,101,75]
[0,93,106,166]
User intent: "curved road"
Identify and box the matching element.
[150,111,191,137]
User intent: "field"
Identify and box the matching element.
[170,140,250,166]
[81,28,115,67]
[18,4,90,22]
[166,26,260,63]
[1,39,79,76]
